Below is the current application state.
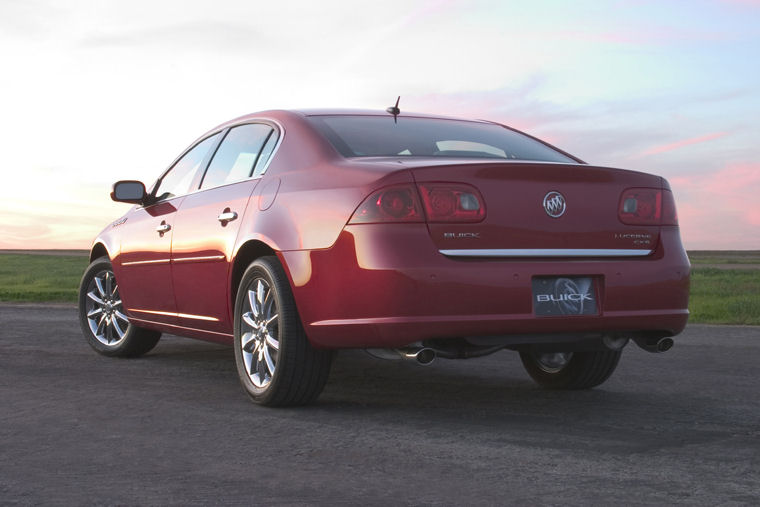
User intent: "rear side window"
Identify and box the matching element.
[200,124,273,190]
[307,115,575,163]
[154,133,220,201]
[252,130,278,177]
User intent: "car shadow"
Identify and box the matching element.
[136,337,741,454]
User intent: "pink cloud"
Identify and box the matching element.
[720,0,760,7]
[556,28,724,45]
[671,163,760,249]
[639,132,729,157]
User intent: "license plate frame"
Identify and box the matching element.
[532,276,599,317]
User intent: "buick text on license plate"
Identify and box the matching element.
[532,276,599,316]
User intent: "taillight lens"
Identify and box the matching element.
[348,185,424,224]
[618,187,678,226]
[417,183,486,223]
[661,189,678,225]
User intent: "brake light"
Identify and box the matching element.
[417,183,486,223]
[348,185,424,224]
[618,187,678,226]
[661,189,678,225]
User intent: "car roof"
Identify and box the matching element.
[220,109,492,126]
[292,109,490,122]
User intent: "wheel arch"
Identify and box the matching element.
[230,239,279,311]
[89,242,110,262]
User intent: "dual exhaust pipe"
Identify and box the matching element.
[633,336,674,353]
[370,336,674,364]
[365,346,437,365]
[602,334,674,353]
[397,347,436,365]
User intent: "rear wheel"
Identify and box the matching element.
[233,256,333,406]
[78,257,161,357]
[519,349,621,390]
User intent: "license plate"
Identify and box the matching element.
[532,277,598,316]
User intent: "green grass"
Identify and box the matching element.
[688,267,760,325]
[0,254,88,302]
[0,252,758,326]
[688,250,760,265]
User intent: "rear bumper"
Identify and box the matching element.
[281,224,690,349]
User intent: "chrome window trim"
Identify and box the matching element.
[140,118,285,209]
[439,248,653,258]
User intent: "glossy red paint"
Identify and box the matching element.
[90,109,690,352]
[282,225,688,349]
[111,200,181,326]
[171,178,260,333]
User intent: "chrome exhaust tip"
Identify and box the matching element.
[634,336,674,353]
[399,347,436,365]
[656,337,674,352]
[365,347,437,365]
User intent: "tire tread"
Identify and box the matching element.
[234,256,332,407]
[520,349,621,390]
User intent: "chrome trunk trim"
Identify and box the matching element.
[439,248,652,257]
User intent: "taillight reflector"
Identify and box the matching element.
[348,182,487,224]
[618,187,678,226]
[348,185,424,224]
[417,183,486,223]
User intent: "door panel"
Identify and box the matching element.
[171,180,260,333]
[114,199,182,324]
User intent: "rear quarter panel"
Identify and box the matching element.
[234,113,418,252]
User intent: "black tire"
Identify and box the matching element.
[78,256,161,357]
[519,349,621,390]
[233,256,333,406]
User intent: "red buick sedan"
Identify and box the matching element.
[78,108,690,406]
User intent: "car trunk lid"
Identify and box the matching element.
[407,160,662,256]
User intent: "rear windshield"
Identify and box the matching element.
[307,115,576,163]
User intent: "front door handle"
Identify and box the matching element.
[156,222,171,234]
[217,211,238,224]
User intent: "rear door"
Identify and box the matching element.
[170,123,276,333]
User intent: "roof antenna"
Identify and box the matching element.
[386,96,401,123]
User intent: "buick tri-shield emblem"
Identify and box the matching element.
[543,191,566,218]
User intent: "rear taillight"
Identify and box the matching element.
[417,183,486,223]
[618,187,678,226]
[661,189,678,225]
[348,185,424,224]
[348,182,486,224]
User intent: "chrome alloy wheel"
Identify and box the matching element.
[240,278,280,388]
[85,269,129,347]
[534,351,573,373]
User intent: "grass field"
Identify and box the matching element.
[687,250,760,265]
[0,254,88,302]
[0,251,758,325]
[688,268,760,325]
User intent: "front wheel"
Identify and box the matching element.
[78,256,161,357]
[519,349,621,390]
[233,256,333,406]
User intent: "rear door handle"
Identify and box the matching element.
[217,211,238,223]
[156,223,171,234]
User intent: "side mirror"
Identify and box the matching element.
[111,180,147,204]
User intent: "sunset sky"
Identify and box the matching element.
[1,0,758,250]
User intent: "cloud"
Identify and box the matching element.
[719,0,760,7]
[79,21,265,53]
[554,27,725,45]
[671,163,760,249]
[638,132,729,157]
